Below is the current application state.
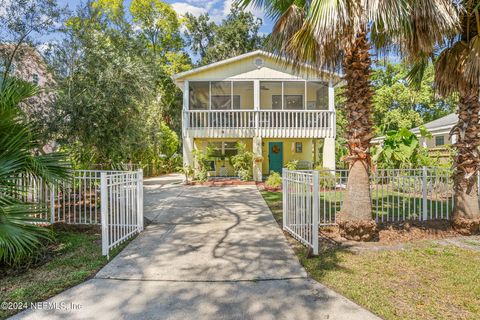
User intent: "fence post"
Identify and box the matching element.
[100,172,109,257]
[282,169,287,230]
[50,184,55,224]
[137,169,144,232]
[312,170,319,255]
[422,166,428,221]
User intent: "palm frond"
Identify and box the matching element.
[435,41,469,96]
[0,203,52,265]
[0,77,70,265]
[406,55,431,89]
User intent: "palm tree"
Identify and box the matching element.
[402,0,480,234]
[0,77,70,265]
[238,0,454,240]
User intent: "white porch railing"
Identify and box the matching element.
[282,167,459,254]
[13,170,144,257]
[184,110,335,138]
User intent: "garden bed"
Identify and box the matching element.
[320,220,463,247]
[260,189,480,320]
[0,224,132,319]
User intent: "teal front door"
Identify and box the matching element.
[268,142,283,173]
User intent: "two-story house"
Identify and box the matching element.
[173,50,341,181]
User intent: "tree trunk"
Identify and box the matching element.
[451,87,480,234]
[336,30,377,241]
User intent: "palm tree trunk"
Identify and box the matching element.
[337,30,376,241]
[452,87,480,234]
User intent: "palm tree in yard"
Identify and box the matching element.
[401,0,480,234]
[0,77,70,265]
[237,0,455,240]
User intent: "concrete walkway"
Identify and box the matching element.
[13,174,379,320]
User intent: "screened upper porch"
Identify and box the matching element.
[188,80,330,111]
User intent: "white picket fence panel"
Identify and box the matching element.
[13,170,144,257]
[282,170,319,254]
[101,171,144,258]
[283,167,465,254]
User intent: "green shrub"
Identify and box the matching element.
[182,165,194,183]
[285,160,298,170]
[0,78,70,265]
[192,147,213,181]
[265,172,282,189]
[230,142,253,181]
[315,166,337,189]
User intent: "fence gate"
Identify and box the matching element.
[100,170,144,258]
[282,169,319,255]
[282,167,457,255]
[16,170,144,258]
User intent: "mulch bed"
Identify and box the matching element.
[256,182,281,192]
[318,220,471,251]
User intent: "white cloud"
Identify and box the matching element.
[171,2,207,17]
[223,0,265,21]
[171,0,265,23]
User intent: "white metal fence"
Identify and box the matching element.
[14,170,144,257]
[282,170,319,254]
[101,171,143,257]
[282,167,459,254]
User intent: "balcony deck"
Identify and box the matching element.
[183,110,335,138]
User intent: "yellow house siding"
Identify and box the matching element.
[177,54,328,82]
[193,138,253,176]
[261,138,315,175]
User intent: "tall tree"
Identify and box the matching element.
[130,0,191,134]
[402,1,480,233]
[44,0,192,168]
[0,0,66,80]
[184,4,265,66]
[372,62,456,134]
[238,0,454,240]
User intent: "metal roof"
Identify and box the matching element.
[172,50,342,83]
[410,113,457,133]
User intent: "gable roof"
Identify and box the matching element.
[172,50,342,83]
[411,113,457,134]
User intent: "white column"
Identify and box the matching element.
[328,79,335,111]
[183,137,194,168]
[322,137,335,170]
[421,137,428,148]
[182,81,189,139]
[254,80,260,110]
[325,79,336,169]
[253,136,262,181]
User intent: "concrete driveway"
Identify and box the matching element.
[13,174,379,320]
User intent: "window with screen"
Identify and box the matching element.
[189,82,209,110]
[307,81,328,110]
[435,136,445,146]
[208,142,222,157]
[32,74,39,85]
[223,142,238,157]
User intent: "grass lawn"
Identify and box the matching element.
[0,225,132,319]
[261,190,480,320]
[317,189,453,221]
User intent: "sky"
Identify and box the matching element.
[57,0,274,34]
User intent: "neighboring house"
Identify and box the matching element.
[411,113,457,148]
[1,44,57,153]
[372,113,457,148]
[172,50,341,181]
[0,44,54,86]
